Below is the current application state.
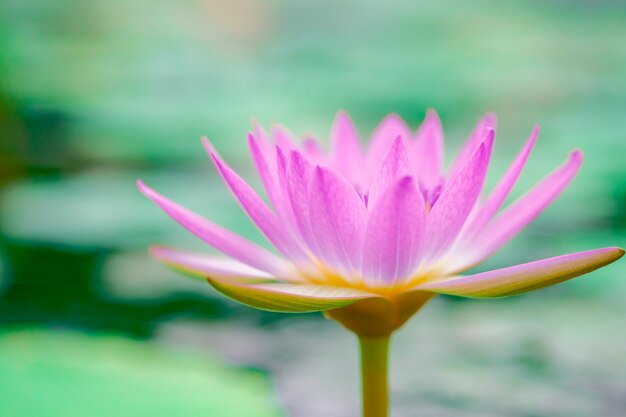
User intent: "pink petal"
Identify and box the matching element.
[418,247,624,297]
[462,150,583,268]
[413,110,445,190]
[272,124,297,151]
[200,136,219,157]
[137,180,286,275]
[461,125,538,241]
[448,113,496,178]
[150,246,275,281]
[366,114,411,178]
[362,177,426,286]
[274,146,302,237]
[302,137,325,162]
[248,133,282,212]
[424,131,494,259]
[329,111,363,186]
[367,136,414,208]
[285,150,320,255]
[209,150,308,263]
[309,166,368,274]
[251,119,272,152]
[248,135,301,241]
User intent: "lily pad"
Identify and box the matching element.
[0,328,283,417]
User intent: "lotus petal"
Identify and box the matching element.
[367,136,413,208]
[137,180,286,275]
[209,150,309,263]
[309,166,367,274]
[330,111,363,186]
[424,132,493,259]
[413,110,444,190]
[462,150,583,268]
[150,246,275,282]
[362,177,426,286]
[419,247,624,298]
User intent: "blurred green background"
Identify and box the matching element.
[0,0,625,416]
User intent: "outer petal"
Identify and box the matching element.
[248,136,303,242]
[309,167,368,274]
[362,177,426,286]
[137,180,286,275]
[462,150,583,268]
[367,136,413,208]
[424,131,493,259]
[412,110,445,190]
[209,150,309,263]
[329,111,363,186]
[150,246,275,282]
[418,247,624,298]
[461,126,538,241]
[208,278,377,313]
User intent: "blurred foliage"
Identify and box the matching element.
[0,328,282,417]
[0,0,624,415]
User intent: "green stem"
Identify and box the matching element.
[359,335,391,417]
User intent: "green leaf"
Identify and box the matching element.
[0,328,283,417]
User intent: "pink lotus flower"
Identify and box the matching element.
[138,111,622,416]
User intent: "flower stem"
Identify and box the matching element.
[359,335,391,417]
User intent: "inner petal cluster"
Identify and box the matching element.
[238,111,494,290]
